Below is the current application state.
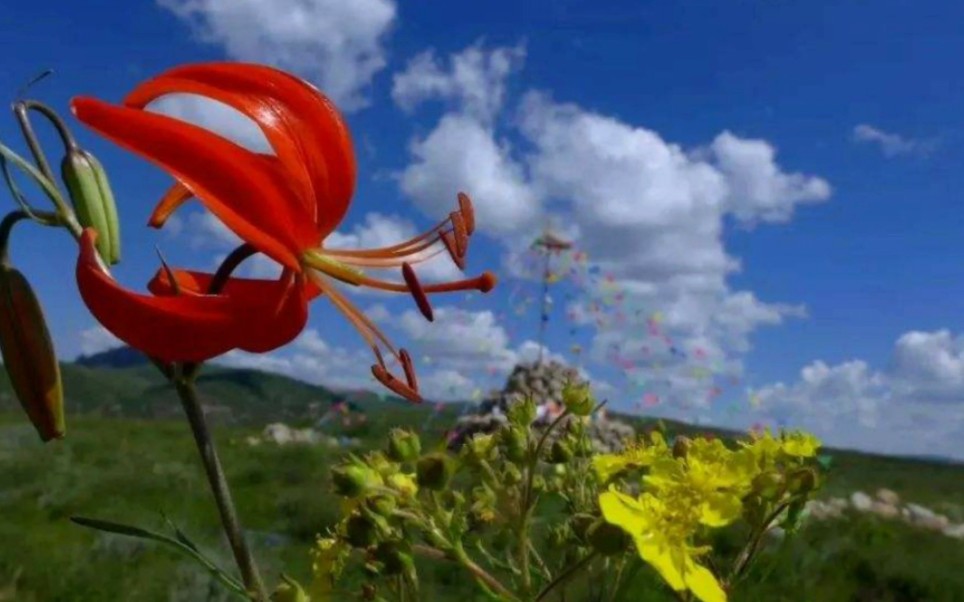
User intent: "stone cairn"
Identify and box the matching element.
[769,488,964,541]
[447,360,636,453]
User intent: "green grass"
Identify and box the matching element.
[2,399,963,600]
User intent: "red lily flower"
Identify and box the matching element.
[71,62,496,402]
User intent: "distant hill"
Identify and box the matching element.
[1,346,961,466]
[74,346,150,369]
[0,346,412,426]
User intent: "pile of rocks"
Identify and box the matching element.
[775,488,964,540]
[245,423,360,449]
[447,361,636,453]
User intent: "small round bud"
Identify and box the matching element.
[332,463,381,498]
[672,436,692,459]
[346,514,378,548]
[570,513,595,543]
[502,425,528,463]
[386,429,422,463]
[751,471,786,500]
[587,520,631,556]
[374,541,414,576]
[365,494,397,517]
[504,463,523,485]
[561,381,595,416]
[416,453,455,491]
[786,467,819,495]
[548,439,574,464]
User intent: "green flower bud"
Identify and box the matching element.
[346,514,379,548]
[587,520,630,556]
[570,513,596,543]
[672,436,692,459]
[386,429,421,463]
[502,425,528,463]
[374,541,414,576]
[751,471,786,500]
[786,467,819,495]
[548,439,574,464]
[416,452,455,491]
[504,463,523,485]
[332,462,382,498]
[532,474,547,492]
[561,381,595,416]
[741,494,766,526]
[270,575,309,602]
[61,148,121,265]
[464,432,498,465]
[366,494,397,517]
[507,396,537,427]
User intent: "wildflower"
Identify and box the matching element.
[592,430,670,483]
[386,473,418,500]
[779,431,821,458]
[308,536,346,602]
[416,452,455,490]
[599,488,726,602]
[71,63,496,401]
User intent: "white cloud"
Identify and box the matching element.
[392,42,526,121]
[710,131,832,226]
[78,326,122,356]
[852,124,935,158]
[392,42,831,412]
[750,329,964,461]
[399,114,541,234]
[157,0,397,110]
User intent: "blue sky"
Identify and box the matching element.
[2,0,964,460]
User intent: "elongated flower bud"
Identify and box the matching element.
[0,264,64,441]
[61,148,121,265]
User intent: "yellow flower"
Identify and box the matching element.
[387,472,419,499]
[643,439,756,527]
[592,431,670,482]
[308,537,346,602]
[599,488,727,602]
[780,431,821,458]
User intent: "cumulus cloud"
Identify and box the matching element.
[392,42,526,121]
[157,0,397,110]
[852,124,936,158]
[392,41,832,411]
[399,114,541,234]
[750,329,964,461]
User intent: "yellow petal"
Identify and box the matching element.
[599,489,650,533]
[682,558,728,602]
[637,539,687,591]
[699,491,743,527]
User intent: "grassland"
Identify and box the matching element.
[1,359,963,600]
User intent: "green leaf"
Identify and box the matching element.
[70,516,248,598]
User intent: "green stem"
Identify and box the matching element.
[413,544,518,601]
[519,410,571,593]
[727,499,792,585]
[534,552,596,602]
[174,375,268,600]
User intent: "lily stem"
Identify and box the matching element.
[174,375,268,601]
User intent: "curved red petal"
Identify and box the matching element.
[148,268,324,301]
[126,63,356,237]
[71,97,314,269]
[125,76,316,219]
[76,230,309,362]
